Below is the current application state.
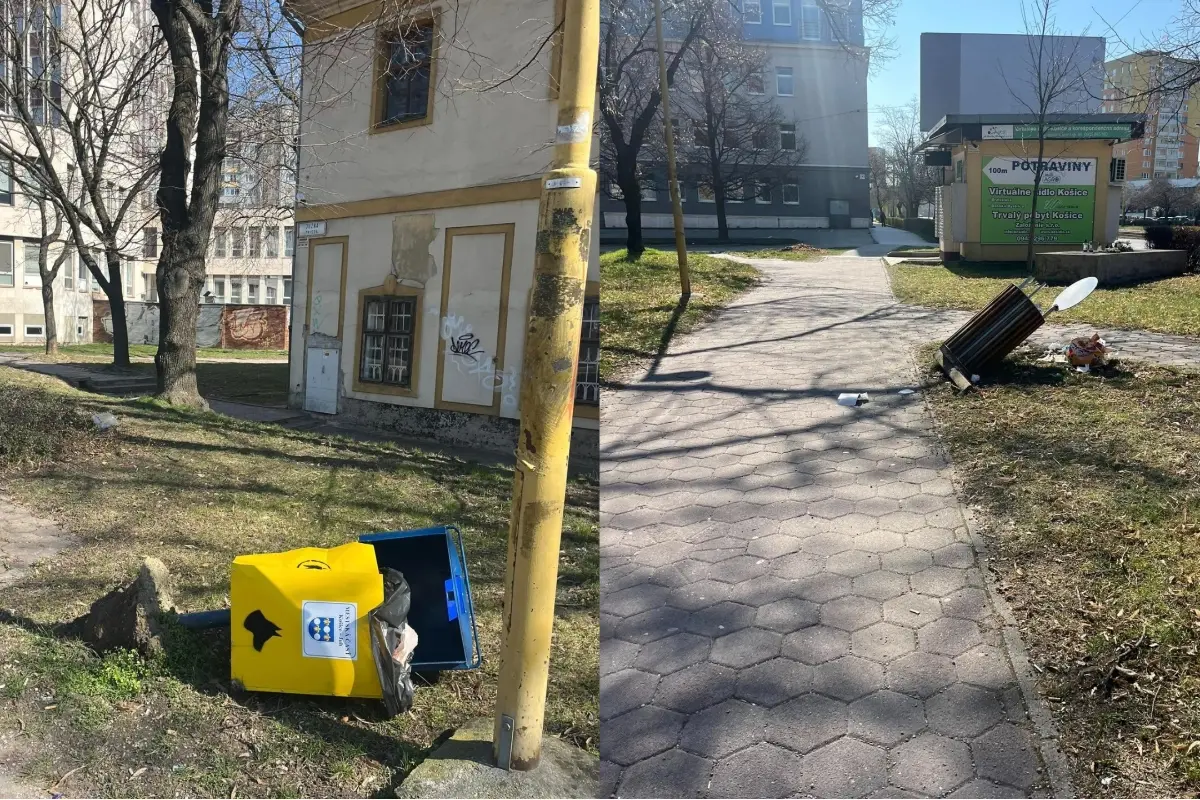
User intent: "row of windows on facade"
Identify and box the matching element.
[0,0,65,127]
[741,0,833,37]
[203,226,296,260]
[356,296,601,407]
[672,119,800,150]
[610,178,805,205]
[0,240,136,293]
[205,276,292,306]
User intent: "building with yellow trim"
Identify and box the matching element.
[286,0,599,457]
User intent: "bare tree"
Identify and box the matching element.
[1136,176,1197,219]
[867,145,890,219]
[0,0,165,367]
[600,0,713,258]
[673,20,807,242]
[875,96,939,220]
[1005,0,1092,271]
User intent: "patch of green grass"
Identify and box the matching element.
[891,262,1200,336]
[0,343,287,361]
[923,349,1200,796]
[727,246,849,261]
[601,248,760,381]
[0,365,598,798]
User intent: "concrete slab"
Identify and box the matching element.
[396,718,598,799]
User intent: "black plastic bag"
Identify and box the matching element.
[369,567,417,717]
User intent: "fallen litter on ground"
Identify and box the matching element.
[837,392,870,407]
[780,243,822,253]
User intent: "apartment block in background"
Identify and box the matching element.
[1104,52,1200,179]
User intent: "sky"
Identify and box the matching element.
[867,0,1182,145]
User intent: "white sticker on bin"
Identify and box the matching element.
[546,177,583,189]
[301,601,358,660]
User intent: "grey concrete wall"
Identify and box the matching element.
[1035,249,1187,286]
[920,33,1105,131]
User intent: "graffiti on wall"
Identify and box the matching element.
[226,307,270,344]
[440,313,518,411]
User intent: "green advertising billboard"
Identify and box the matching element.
[980,156,1096,244]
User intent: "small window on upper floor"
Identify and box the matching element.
[743,0,762,23]
[776,66,794,97]
[772,0,791,25]
[800,0,821,39]
[376,20,435,131]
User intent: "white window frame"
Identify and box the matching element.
[23,245,41,287]
[640,184,657,201]
[782,183,800,204]
[230,279,243,304]
[214,277,226,303]
[266,284,277,304]
[743,0,761,23]
[698,184,716,203]
[283,278,292,305]
[0,324,12,336]
[77,255,88,292]
[776,66,794,97]
[747,70,765,95]
[247,278,259,304]
[0,241,13,288]
[780,123,797,150]
[754,181,773,204]
[284,227,295,258]
[800,0,821,39]
[772,0,791,25]
[24,324,45,337]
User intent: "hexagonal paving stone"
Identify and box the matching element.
[601,668,659,721]
[943,587,991,621]
[889,733,974,796]
[882,593,943,628]
[667,579,733,612]
[605,583,672,618]
[954,645,1018,690]
[686,601,757,637]
[709,742,804,799]
[711,626,782,669]
[881,548,935,575]
[801,530,857,556]
[826,550,881,578]
[731,576,802,608]
[678,698,766,759]
[712,555,772,585]
[599,758,620,798]
[794,572,852,603]
[887,651,959,699]
[947,779,1027,798]
[927,683,1005,738]
[809,498,857,519]
[796,737,888,798]
[765,693,848,753]
[634,540,695,567]
[919,618,984,657]
[771,552,826,580]
[878,511,927,534]
[736,657,814,707]
[747,533,803,559]
[601,705,686,766]
[906,527,958,551]
[855,497,902,518]
[755,597,820,633]
[601,638,640,676]
[813,655,886,701]
[973,723,1041,790]
[635,632,712,675]
[853,529,907,553]
[852,570,910,601]
[849,689,926,746]
[852,622,916,662]
[820,595,883,632]
[783,625,850,665]
[618,748,714,798]
[615,606,692,645]
[654,662,737,714]
[909,565,969,597]
[933,542,977,569]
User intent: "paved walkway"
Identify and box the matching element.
[599,252,1075,797]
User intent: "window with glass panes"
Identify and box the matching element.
[0,242,13,286]
[284,227,294,257]
[230,279,242,303]
[231,228,244,258]
[575,297,600,405]
[267,285,277,304]
[379,22,434,127]
[265,226,278,258]
[283,278,292,304]
[249,227,261,258]
[24,245,40,286]
[359,295,416,388]
[214,228,227,257]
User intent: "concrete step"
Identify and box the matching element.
[81,375,158,395]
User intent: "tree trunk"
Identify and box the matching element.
[156,240,205,404]
[40,282,58,356]
[617,159,645,259]
[1025,134,1048,274]
[714,180,729,243]
[105,253,132,367]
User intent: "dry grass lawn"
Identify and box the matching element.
[0,366,597,798]
[922,349,1200,796]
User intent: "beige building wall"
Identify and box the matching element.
[290,0,600,440]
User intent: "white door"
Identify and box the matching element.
[439,231,508,408]
[304,348,339,414]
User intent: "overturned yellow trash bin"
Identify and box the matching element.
[231,541,385,699]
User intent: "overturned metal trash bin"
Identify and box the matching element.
[936,280,1045,390]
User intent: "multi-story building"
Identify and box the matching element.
[600,0,871,237]
[288,0,598,454]
[1104,52,1200,179]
